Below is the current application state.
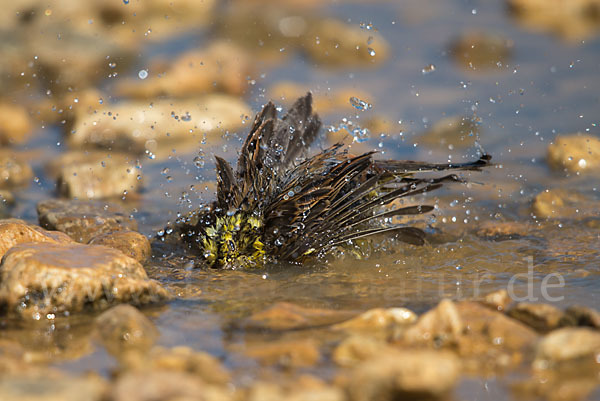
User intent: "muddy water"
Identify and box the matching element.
[2,0,600,399]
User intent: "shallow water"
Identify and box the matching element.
[2,0,600,399]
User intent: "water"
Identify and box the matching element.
[2,0,600,398]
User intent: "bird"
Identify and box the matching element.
[161,93,491,269]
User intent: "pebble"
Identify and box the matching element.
[0,242,169,318]
[450,31,513,71]
[332,307,417,332]
[95,304,159,357]
[534,327,600,369]
[305,19,389,66]
[481,288,513,312]
[0,150,33,190]
[247,377,345,401]
[417,116,480,149]
[0,101,33,145]
[401,299,463,346]
[531,188,594,219]
[243,339,321,368]
[0,220,74,259]
[332,335,391,367]
[564,305,600,329]
[345,349,460,401]
[508,302,575,333]
[68,95,251,154]
[476,221,531,240]
[89,230,151,262]
[37,199,138,243]
[242,302,356,331]
[0,373,107,401]
[547,134,600,173]
[52,150,141,199]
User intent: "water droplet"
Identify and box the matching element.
[138,69,148,79]
[123,0,129,4]
[367,48,376,57]
[421,64,436,75]
[349,96,372,111]
[161,167,170,175]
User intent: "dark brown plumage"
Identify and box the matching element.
[163,93,491,268]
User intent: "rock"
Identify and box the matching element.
[247,377,345,401]
[401,299,463,346]
[417,116,480,149]
[508,0,600,40]
[68,95,251,153]
[305,19,389,66]
[121,346,230,386]
[0,220,74,259]
[565,305,600,329]
[0,150,33,190]
[534,327,600,369]
[481,289,513,312]
[0,373,107,401]
[37,199,138,243]
[531,188,595,219]
[547,134,600,173]
[450,31,513,71]
[345,349,460,401]
[242,302,356,331]
[111,371,230,401]
[332,307,417,332]
[52,150,141,199]
[89,230,151,262]
[332,335,391,367]
[95,305,158,357]
[115,41,251,98]
[476,221,531,240]
[0,101,33,145]
[0,242,169,318]
[508,303,575,333]
[243,339,320,368]
[0,191,14,218]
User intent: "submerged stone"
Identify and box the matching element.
[0,101,33,145]
[37,199,138,243]
[417,116,480,149]
[547,134,600,173]
[242,338,321,368]
[89,230,151,263]
[531,188,597,219]
[0,150,33,190]
[95,304,159,357]
[0,243,169,318]
[0,220,74,259]
[450,31,513,71]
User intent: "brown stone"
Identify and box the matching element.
[121,346,230,386]
[111,371,230,401]
[242,302,356,331]
[481,289,513,312]
[0,242,170,318]
[0,373,107,401]
[0,101,33,145]
[547,134,600,173]
[534,327,600,368]
[0,221,74,259]
[532,189,596,219]
[508,302,575,333]
[451,31,513,71]
[89,230,151,262]
[0,150,33,190]
[52,150,141,199]
[346,349,460,401]
[565,305,600,329]
[476,221,531,239]
[243,338,320,368]
[332,307,417,332]
[418,116,480,149]
[332,335,391,367]
[95,305,158,357]
[402,299,463,346]
[37,199,138,243]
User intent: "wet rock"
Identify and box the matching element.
[111,370,230,401]
[534,327,600,369]
[450,31,513,71]
[332,335,391,367]
[0,150,33,190]
[0,101,33,145]
[0,220,74,259]
[0,242,169,318]
[89,230,151,263]
[508,302,575,333]
[115,41,251,98]
[247,377,345,401]
[0,372,107,401]
[242,302,356,331]
[547,134,600,173]
[565,305,600,329]
[401,299,463,346]
[305,19,389,66]
[121,346,230,386]
[481,288,513,312]
[68,95,251,153]
[508,0,600,41]
[243,338,320,368]
[37,199,138,243]
[418,116,480,149]
[531,188,595,219]
[0,191,14,217]
[332,307,417,332]
[345,349,460,401]
[51,150,141,199]
[95,305,158,357]
[476,221,531,240]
